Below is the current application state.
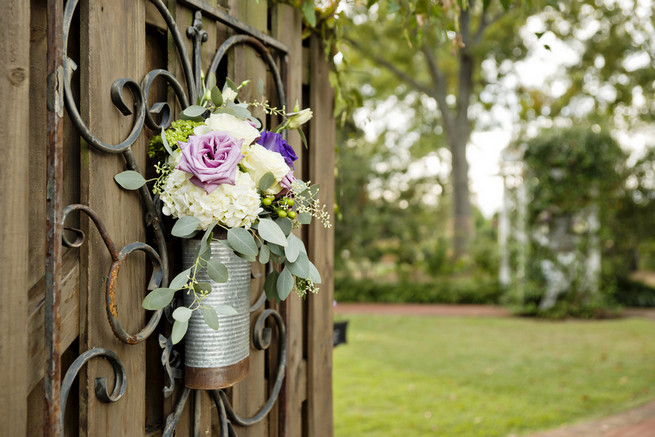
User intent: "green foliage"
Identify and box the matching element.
[334,314,655,436]
[614,278,655,308]
[503,126,627,317]
[522,126,626,216]
[537,1,655,127]
[334,276,502,304]
[148,119,204,160]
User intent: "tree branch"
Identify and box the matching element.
[343,35,434,97]
[421,45,454,132]
[473,11,504,45]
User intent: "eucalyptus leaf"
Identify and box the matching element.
[308,260,322,284]
[215,304,238,316]
[194,282,212,294]
[172,306,193,323]
[298,127,308,149]
[211,86,223,107]
[206,72,216,92]
[181,105,207,118]
[264,271,280,302]
[142,287,176,310]
[227,101,251,119]
[237,252,256,262]
[171,216,201,238]
[287,252,310,279]
[258,172,276,191]
[276,217,292,236]
[285,233,303,263]
[268,243,285,257]
[225,77,238,91]
[227,228,258,257]
[114,171,146,190]
[277,267,294,301]
[206,259,228,283]
[202,306,219,330]
[219,239,234,252]
[259,244,270,264]
[197,246,211,269]
[199,222,217,254]
[170,268,192,290]
[258,218,288,247]
[214,107,236,116]
[171,319,188,344]
[297,212,312,225]
[161,127,174,156]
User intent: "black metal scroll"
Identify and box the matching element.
[50,1,291,435]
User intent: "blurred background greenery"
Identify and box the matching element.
[327,0,655,315]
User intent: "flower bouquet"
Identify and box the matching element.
[114,77,330,347]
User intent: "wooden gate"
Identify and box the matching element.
[0,1,334,436]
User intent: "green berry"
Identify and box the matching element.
[286,198,295,206]
[262,198,273,206]
[287,210,296,219]
[277,210,288,218]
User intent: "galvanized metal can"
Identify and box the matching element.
[182,239,251,389]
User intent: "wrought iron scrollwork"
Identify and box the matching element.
[60,348,127,432]
[55,0,290,434]
[163,308,288,436]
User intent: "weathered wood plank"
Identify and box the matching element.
[28,250,80,393]
[272,5,307,437]
[79,1,147,435]
[307,33,335,437]
[0,1,31,436]
[28,0,48,291]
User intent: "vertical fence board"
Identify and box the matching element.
[79,1,147,436]
[0,1,30,436]
[272,5,306,437]
[307,34,335,437]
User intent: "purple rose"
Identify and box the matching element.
[176,131,244,194]
[257,130,298,169]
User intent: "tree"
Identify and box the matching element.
[516,0,655,128]
[340,0,537,258]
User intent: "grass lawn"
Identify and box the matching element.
[333,314,655,436]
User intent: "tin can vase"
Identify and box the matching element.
[182,239,251,389]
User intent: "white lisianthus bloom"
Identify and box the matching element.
[241,144,290,194]
[286,108,313,129]
[222,87,238,102]
[159,169,262,230]
[193,113,260,147]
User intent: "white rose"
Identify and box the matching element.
[195,113,260,147]
[241,144,291,194]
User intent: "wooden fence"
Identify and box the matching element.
[0,1,334,435]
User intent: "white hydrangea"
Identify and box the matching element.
[241,144,291,194]
[159,169,262,230]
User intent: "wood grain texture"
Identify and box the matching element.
[307,34,336,437]
[79,1,147,435]
[0,1,31,436]
[272,5,307,437]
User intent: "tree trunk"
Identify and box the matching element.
[449,128,473,259]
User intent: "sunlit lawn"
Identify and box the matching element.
[333,314,655,437]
